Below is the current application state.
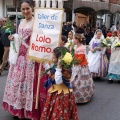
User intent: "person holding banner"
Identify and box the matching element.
[2,0,49,119]
[40,46,79,120]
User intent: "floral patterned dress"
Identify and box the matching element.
[107,38,120,80]
[71,44,95,103]
[87,38,109,77]
[40,66,79,120]
[2,18,48,120]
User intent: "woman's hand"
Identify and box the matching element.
[90,48,95,53]
[8,35,14,41]
[96,47,101,51]
[57,57,62,69]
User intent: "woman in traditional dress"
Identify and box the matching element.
[2,0,49,119]
[87,29,109,78]
[106,31,118,60]
[68,30,74,43]
[71,33,94,103]
[109,31,118,43]
[40,47,79,120]
[65,31,74,48]
[107,32,120,83]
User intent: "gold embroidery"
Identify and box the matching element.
[48,83,73,94]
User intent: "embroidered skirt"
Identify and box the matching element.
[40,91,79,120]
[71,65,95,103]
[92,54,108,77]
[2,44,48,120]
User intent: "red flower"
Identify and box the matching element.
[108,49,111,53]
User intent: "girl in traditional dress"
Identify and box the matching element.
[71,33,94,103]
[2,0,49,119]
[107,32,120,82]
[59,35,68,47]
[87,29,109,78]
[65,31,74,48]
[68,30,74,43]
[109,31,118,43]
[106,31,118,60]
[40,47,79,120]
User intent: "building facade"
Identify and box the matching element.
[64,0,120,28]
[0,0,120,28]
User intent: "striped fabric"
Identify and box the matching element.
[92,54,109,77]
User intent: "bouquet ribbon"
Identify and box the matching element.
[5,28,17,53]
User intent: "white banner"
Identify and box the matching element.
[28,8,63,62]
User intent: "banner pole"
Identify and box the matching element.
[35,62,42,109]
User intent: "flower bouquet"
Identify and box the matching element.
[66,42,75,57]
[101,38,112,47]
[100,39,108,47]
[114,42,120,48]
[60,48,81,69]
[106,37,112,45]
[2,19,15,33]
[66,42,71,48]
[92,42,100,53]
[2,19,17,53]
[42,48,81,75]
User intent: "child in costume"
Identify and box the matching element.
[68,30,74,43]
[106,31,118,60]
[109,31,118,43]
[40,47,79,120]
[66,31,74,48]
[59,35,68,47]
[87,29,109,78]
[107,32,120,82]
[71,33,94,103]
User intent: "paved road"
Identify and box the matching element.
[0,71,120,120]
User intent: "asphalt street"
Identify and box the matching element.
[0,70,120,120]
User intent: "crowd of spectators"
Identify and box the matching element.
[62,21,120,45]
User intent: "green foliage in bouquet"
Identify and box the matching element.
[106,37,112,45]
[1,18,17,53]
[66,42,75,57]
[100,39,108,47]
[114,42,120,48]
[42,48,81,75]
[100,38,112,47]
[1,19,15,34]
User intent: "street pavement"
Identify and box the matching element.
[0,70,120,120]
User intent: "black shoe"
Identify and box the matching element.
[4,66,9,70]
[0,69,2,76]
[13,116,20,120]
[108,79,113,84]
